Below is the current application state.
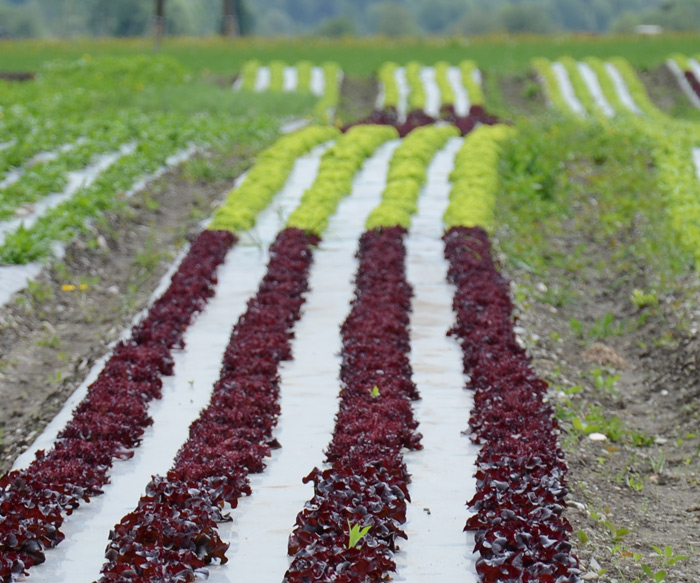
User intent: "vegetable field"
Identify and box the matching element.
[2,36,700,583]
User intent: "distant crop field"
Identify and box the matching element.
[2,33,700,75]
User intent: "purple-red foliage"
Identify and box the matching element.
[0,229,235,582]
[684,70,700,100]
[97,228,319,583]
[285,226,420,583]
[342,105,501,137]
[444,226,581,583]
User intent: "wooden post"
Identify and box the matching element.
[222,0,240,37]
[154,0,165,52]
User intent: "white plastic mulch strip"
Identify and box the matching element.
[280,118,312,134]
[11,146,331,583]
[204,140,401,583]
[395,66,410,121]
[666,59,700,109]
[283,66,298,92]
[552,62,586,116]
[254,66,271,92]
[0,142,135,247]
[310,66,325,97]
[472,68,483,88]
[605,62,642,115]
[394,137,479,582]
[420,66,442,118]
[693,148,700,181]
[447,66,470,116]
[577,62,615,117]
[375,77,387,110]
[0,140,78,190]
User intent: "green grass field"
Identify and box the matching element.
[2,34,700,76]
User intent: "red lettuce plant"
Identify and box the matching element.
[684,70,700,101]
[285,226,421,583]
[0,229,235,582]
[444,226,581,583]
[97,228,318,583]
[343,105,501,137]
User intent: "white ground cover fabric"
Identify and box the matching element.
[395,66,410,121]
[8,145,330,583]
[447,66,470,116]
[283,66,298,92]
[395,136,479,582]
[577,62,615,117]
[666,59,700,109]
[552,62,586,116]
[204,139,400,583]
[255,66,271,92]
[693,148,700,180]
[605,62,642,115]
[420,67,442,117]
[310,66,325,96]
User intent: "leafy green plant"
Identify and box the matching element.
[346,520,371,549]
[631,289,658,309]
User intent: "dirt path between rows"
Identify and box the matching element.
[497,186,700,581]
[0,149,253,474]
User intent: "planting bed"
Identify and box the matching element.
[3,43,700,583]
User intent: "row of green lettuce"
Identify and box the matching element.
[236,60,342,123]
[377,60,484,111]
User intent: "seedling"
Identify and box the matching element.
[370,385,380,398]
[630,289,658,309]
[347,520,371,549]
[651,545,689,567]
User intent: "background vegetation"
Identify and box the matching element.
[2,0,700,39]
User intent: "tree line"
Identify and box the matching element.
[1,0,699,39]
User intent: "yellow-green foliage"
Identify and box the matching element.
[378,62,400,108]
[444,124,516,230]
[209,125,340,233]
[240,60,259,91]
[314,62,342,123]
[559,56,597,118]
[287,125,398,235]
[639,119,700,268]
[459,60,484,106]
[296,60,313,93]
[365,125,459,230]
[406,61,426,111]
[584,57,628,116]
[269,60,286,92]
[610,57,664,119]
[435,61,455,107]
[671,53,691,72]
[532,58,572,117]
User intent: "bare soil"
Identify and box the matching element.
[641,64,700,120]
[497,194,700,580]
[498,71,548,118]
[0,149,253,474]
[337,75,378,125]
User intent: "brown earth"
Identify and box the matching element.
[0,148,255,474]
[496,190,700,580]
[497,71,548,119]
[336,75,378,125]
[640,64,700,120]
